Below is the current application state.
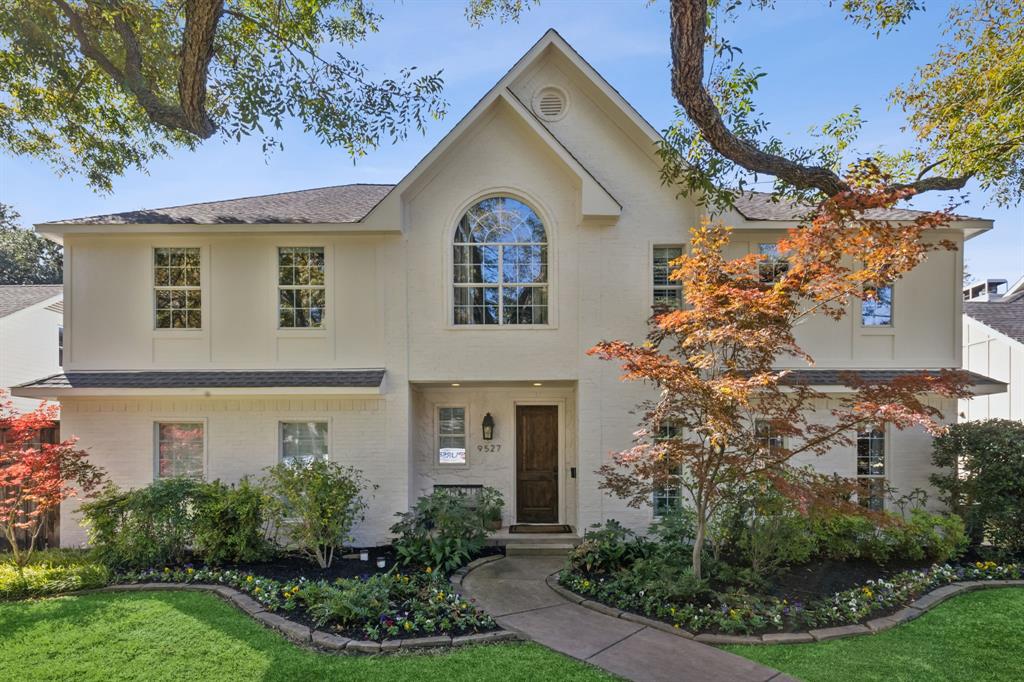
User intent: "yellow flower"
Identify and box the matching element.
[186,568,194,574]
[163,567,170,573]
[404,621,413,631]
[425,567,433,574]
[674,624,680,629]
[247,575,254,583]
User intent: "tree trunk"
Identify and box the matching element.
[692,504,706,580]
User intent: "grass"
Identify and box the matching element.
[0,590,612,681]
[726,588,1024,682]
[0,549,109,600]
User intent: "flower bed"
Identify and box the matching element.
[559,561,1023,635]
[118,564,497,641]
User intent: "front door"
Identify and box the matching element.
[516,405,559,523]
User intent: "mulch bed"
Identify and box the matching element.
[200,545,505,584]
[767,558,933,601]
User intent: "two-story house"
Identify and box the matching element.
[961,277,1024,421]
[14,31,1004,548]
[1,285,63,412]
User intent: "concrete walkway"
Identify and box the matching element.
[462,556,795,682]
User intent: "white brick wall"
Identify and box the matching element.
[59,395,407,547]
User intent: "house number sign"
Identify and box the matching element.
[477,443,502,453]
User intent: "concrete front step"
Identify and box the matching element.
[486,533,582,547]
[505,543,576,556]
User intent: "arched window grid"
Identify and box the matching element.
[452,196,549,326]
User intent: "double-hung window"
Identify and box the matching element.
[861,285,893,327]
[156,422,205,479]
[754,419,784,462]
[758,243,789,284]
[437,407,467,465]
[278,247,325,328]
[280,422,328,466]
[154,247,201,329]
[653,246,684,308]
[652,422,683,516]
[856,427,886,510]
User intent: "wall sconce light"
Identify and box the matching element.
[482,413,495,441]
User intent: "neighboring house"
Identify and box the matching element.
[12,31,1004,548]
[962,276,1024,421]
[0,285,63,413]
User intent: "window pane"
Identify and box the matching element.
[452,197,547,325]
[281,422,328,465]
[862,285,893,326]
[278,247,326,329]
[653,247,683,286]
[758,243,789,283]
[154,248,201,329]
[438,407,466,464]
[157,422,204,479]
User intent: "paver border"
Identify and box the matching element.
[75,571,519,655]
[555,576,1024,645]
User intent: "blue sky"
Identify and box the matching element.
[0,0,1020,282]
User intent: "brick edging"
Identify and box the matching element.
[547,575,1024,646]
[90,580,518,654]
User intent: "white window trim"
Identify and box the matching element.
[435,405,470,469]
[651,422,683,517]
[651,244,684,311]
[444,190,558,330]
[153,418,208,480]
[859,283,896,331]
[152,246,204,334]
[275,245,329,333]
[278,419,331,465]
[855,426,887,510]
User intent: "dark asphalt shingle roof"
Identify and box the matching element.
[732,192,984,223]
[45,184,394,225]
[43,184,985,227]
[779,368,1004,388]
[0,285,63,318]
[17,369,385,390]
[964,291,1024,344]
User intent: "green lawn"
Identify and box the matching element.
[727,588,1024,682]
[0,590,612,682]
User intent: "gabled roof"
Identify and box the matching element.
[0,285,63,318]
[35,29,996,237]
[965,289,1024,344]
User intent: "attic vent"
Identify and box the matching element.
[533,87,568,121]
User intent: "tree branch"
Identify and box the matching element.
[178,0,222,138]
[55,0,220,139]
[668,0,974,199]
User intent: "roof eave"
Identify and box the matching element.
[11,385,384,399]
[36,221,402,242]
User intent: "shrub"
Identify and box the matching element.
[193,478,275,565]
[808,509,966,565]
[0,548,109,600]
[567,519,649,576]
[263,460,372,569]
[931,419,1024,558]
[300,573,394,627]
[81,478,203,569]
[724,485,816,579]
[390,487,502,573]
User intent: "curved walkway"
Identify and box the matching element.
[460,556,795,682]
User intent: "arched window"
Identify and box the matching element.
[453,196,548,325]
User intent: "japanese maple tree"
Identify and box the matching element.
[0,393,105,571]
[589,169,973,579]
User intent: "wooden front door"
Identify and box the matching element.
[516,405,559,523]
